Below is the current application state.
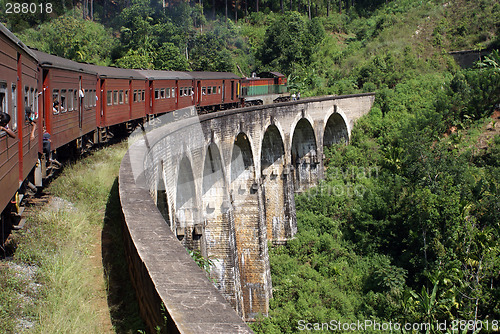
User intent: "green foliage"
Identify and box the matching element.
[17,15,116,65]
[189,31,235,72]
[257,12,325,75]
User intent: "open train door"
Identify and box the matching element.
[197,80,201,105]
[78,76,83,129]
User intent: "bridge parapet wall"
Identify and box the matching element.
[119,93,375,331]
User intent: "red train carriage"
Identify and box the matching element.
[86,64,147,136]
[191,72,241,113]
[32,50,98,152]
[0,24,40,224]
[136,70,194,117]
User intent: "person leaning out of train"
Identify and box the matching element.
[0,112,16,139]
[25,106,36,141]
[53,100,65,113]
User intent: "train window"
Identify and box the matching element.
[0,82,7,118]
[33,89,38,119]
[202,87,206,95]
[133,90,137,102]
[212,86,217,94]
[141,90,145,101]
[218,86,221,94]
[159,89,164,99]
[166,88,170,98]
[207,87,212,95]
[52,89,59,115]
[119,90,124,104]
[125,90,129,104]
[107,91,112,105]
[68,90,73,111]
[24,86,30,108]
[86,89,90,108]
[155,89,159,99]
[171,88,175,98]
[11,84,17,130]
[188,87,193,96]
[61,89,67,112]
[113,91,118,105]
[73,90,78,111]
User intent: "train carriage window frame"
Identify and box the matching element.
[107,91,112,106]
[155,89,159,100]
[160,88,165,99]
[73,90,77,111]
[93,90,97,107]
[166,88,170,98]
[52,89,59,115]
[68,89,74,111]
[124,90,129,104]
[202,87,206,96]
[207,87,212,95]
[33,88,39,119]
[119,90,124,104]
[0,82,8,125]
[85,89,90,108]
[133,90,137,102]
[61,89,67,112]
[141,90,145,101]
[24,86,30,109]
[218,86,221,94]
[113,90,118,105]
[212,86,217,94]
[11,84,17,130]
[171,88,175,98]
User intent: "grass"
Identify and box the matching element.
[1,140,145,333]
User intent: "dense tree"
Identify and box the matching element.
[257,12,325,74]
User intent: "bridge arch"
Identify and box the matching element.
[291,118,318,192]
[155,160,171,226]
[260,124,287,243]
[323,109,349,147]
[230,132,268,319]
[201,142,243,311]
[175,155,199,250]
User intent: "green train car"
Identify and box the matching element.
[240,72,289,106]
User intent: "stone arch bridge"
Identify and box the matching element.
[119,93,374,333]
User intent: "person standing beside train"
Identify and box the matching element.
[0,112,16,138]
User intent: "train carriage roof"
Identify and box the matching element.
[0,24,38,61]
[258,71,286,78]
[31,49,97,75]
[135,70,193,81]
[188,71,241,80]
[86,64,146,80]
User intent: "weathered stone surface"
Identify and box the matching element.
[119,93,374,331]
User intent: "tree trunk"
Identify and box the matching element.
[327,0,329,16]
[90,0,93,21]
[280,0,283,13]
[235,0,238,22]
[255,0,258,12]
[308,0,311,19]
[225,0,228,22]
[339,0,341,14]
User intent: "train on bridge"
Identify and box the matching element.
[0,23,288,249]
